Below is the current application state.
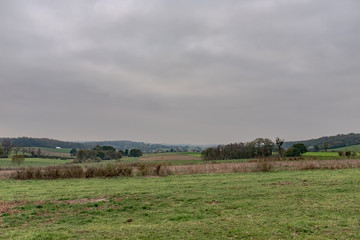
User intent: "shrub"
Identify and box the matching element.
[11,164,132,180]
[129,149,143,157]
[11,155,25,166]
[255,159,273,172]
[284,148,301,157]
[292,143,307,154]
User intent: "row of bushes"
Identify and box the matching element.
[11,163,173,180]
[11,164,133,180]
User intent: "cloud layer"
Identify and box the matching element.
[1,0,360,144]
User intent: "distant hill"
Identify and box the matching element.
[0,137,84,149]
[284,133,360,150]
[330,144,360,152]
[5,133,360,153]
[0,137,204,153]
[82,140,203,152]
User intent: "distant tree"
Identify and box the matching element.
[70,148,77,156]
[0,146,4,156]
[96,151,105,160]
[124,149,129,156]
[323,142,329,152]
[21,147,27,156]
[338,151,344,157]
[129,148,143,157]
[37,148,42,156]
[275,137,285,158]
[12,155,25,166]
[92,145,101,151]
[13,146,21,155]
[284,147,301,157]
[1,139,13,155]
[251,138,274,158]
[292,143,307,154]
[99,146,116,152]
[115,151,123,159]
[313,145,319,152]
[76,149,92,163]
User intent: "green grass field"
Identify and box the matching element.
[330,144,360,152]
[1,169,360,239]
[0,158,72,168]
[303,151,341,159]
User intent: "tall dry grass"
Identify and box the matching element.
[161,159,360,175]
[5,159,360,180]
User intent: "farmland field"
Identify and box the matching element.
[39,148,72,154]
[1,169,360,239]
[0,158,72,168]
[303,151,340,159]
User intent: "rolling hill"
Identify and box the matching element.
[284,133,360,150]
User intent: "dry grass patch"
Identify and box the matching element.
[162,159,360,175]
[54,198,108,205]
[140,154,201,161]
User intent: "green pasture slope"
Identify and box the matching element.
[1,169,360,239]
[0,158,72,168]
[331,144,360,152]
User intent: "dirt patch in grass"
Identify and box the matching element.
[140,154,201,161]
[55,198,108,205]
[0,200,27,214]
[207,201,221,205]
[270,181,293,186]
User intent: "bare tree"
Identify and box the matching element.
[12,155,25,166]
[275,137,285,158]
[13,146,21,155]
[21,147,27,156]
[1,139,13,155]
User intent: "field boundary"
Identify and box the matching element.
[2,158,360,179]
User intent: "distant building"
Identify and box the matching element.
[56,147,61,149]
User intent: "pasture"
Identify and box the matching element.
[303,151,340,159]
[0,158,72,168]
[1,169,360,239]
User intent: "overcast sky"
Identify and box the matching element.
[1,0,360,145]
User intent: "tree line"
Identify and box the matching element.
[75,145,143,163]
[201,138,308,160]
[201,138,275,160]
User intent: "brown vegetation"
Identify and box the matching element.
[161,159,360,175]
[140,154,200,161]
[3,159,360,180]
[10,164,133,180]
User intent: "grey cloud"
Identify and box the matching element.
[1,0,360,144]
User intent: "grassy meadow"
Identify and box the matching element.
[303,151,344,160]
[0,158,72,168]
[1,169,360,239]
